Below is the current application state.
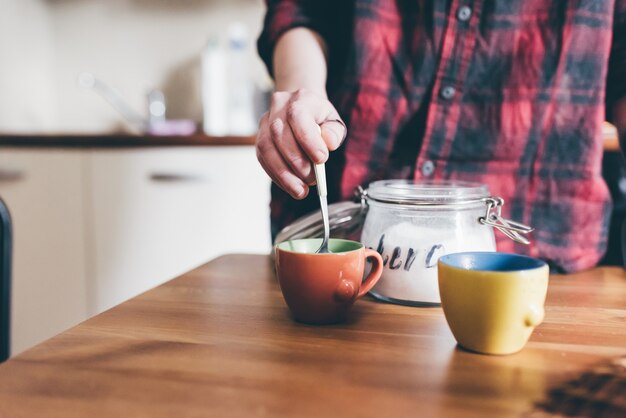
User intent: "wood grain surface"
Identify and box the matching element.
[603,121,620,152]
[0,255,624,418]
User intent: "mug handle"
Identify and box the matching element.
[358,249,384,298]
[524,304,545,327]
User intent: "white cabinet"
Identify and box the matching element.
[87,147,271,313]
[0,146,271,355]
[0,149,88,354]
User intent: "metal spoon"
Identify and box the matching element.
[313,123,331,253]
[314,162,330,253]
[313,120,348,254]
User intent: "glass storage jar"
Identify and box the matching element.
[361,180,499,305]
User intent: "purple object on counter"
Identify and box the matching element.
[147,120,197,136]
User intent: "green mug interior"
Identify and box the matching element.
[276,238,363,254]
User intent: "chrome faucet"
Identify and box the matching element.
[77,72,198,136]
[77,72,166,132]
[147,88,166,124]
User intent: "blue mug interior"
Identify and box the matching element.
[439,252,546,272]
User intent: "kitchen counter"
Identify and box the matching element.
[0,133,256,148]
[0,126,618,151]
[0,254,624,417]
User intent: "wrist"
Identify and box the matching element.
[272,28,328,99]
[275,84,328,99]
[274,75,327,98]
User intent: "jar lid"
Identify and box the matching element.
[274,201,367,245]
[274,181,491,245]
[366,180,489,205]
[274,181,533,247]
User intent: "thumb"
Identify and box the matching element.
[320,119,347,151]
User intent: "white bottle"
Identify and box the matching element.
[202,36,228,136]
[226,22,256,136]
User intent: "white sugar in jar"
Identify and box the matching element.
[360,180,528,306]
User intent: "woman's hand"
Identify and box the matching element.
[256,88,346,199]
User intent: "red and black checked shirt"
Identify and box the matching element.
[258,0,626,272]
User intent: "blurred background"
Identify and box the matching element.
[0,0,269,134]
[0,0,273,359]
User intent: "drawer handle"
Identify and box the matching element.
[0,169,25,183]
[149,172,205,183]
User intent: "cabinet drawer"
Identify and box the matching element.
[87,146,271,313]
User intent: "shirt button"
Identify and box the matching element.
[440,86,456,100]
[457,6,472,22]
[421,160,435,176]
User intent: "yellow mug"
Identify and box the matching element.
[438,252,549,355]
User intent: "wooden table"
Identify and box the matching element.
[603,121,620,151]
[0,255,624,417]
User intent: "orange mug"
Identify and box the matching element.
[275,238,384,324]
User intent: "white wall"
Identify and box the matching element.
[0,0,268,133]
[0,0,56,132]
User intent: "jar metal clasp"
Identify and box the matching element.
[479,197,534,245]
[353,185,368,210]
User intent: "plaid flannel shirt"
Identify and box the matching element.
[258,0,626,272]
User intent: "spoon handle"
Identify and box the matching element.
[314,125,331,253]
[315,166,330,253]
[314,163,327,197]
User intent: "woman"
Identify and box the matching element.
[256,0,626,272]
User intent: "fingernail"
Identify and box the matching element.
[293,183,306,198]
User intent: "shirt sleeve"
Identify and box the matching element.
[257,0,329,77]
[607,1,626,116]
